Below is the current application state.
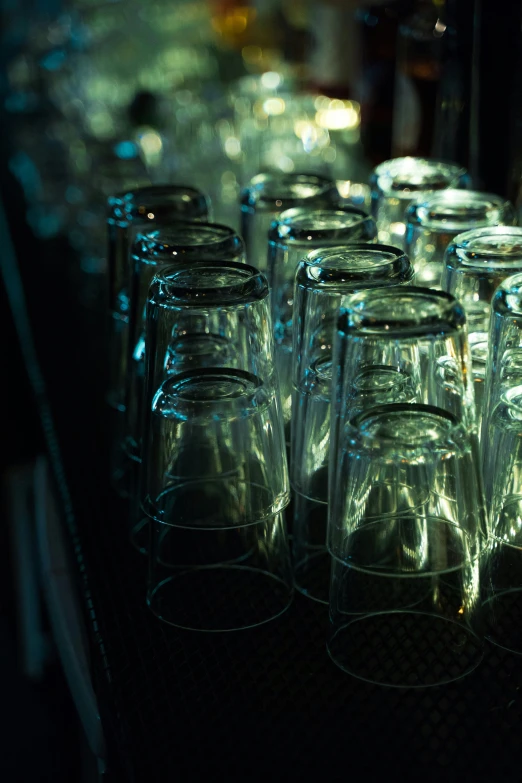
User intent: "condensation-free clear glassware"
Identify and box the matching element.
[327,403,486,687]
[370,157,468,249]
[122,222,246,548]
[291,246,414,603]
[441,227,522,420]
[331,287,477,430]
[327,288,485,684]
[107,186,210,494]
[142,261,292,631]
[239,172,339,270]
[481,273,522,653]
[268,206,377,434]
[406,189,516,288]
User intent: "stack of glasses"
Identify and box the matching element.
[106,158,522,687]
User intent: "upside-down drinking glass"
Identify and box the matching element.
[239,172,339,270]
[142,261,293,631]
[268,206,377,433]
[441,227,522,421]
[405,189,516,288]
[291,245,414,603]
[122,222,245,548]
[327,288,487,685]
[481,273,522,653]
[370,157,468,249]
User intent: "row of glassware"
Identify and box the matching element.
[106,156,522,687]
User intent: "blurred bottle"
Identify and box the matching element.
[391,0,446,158]
[356,1,414,164]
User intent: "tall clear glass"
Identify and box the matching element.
[291,245,414,603]
[331,287,477,431]
[107,185,210,496]
[239,172,339,270]
[442,227,522,420]
[267,207,377,434]
[328,288,487,685]
[481,273,522,653]
[370,157,468,249]
[142,262,292,631]
[122,223,246,548]
[406,189,516,288]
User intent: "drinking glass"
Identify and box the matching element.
[107,185,211,495]
[327,288,487,685]
[68,140,151,276]
[239,172,339,270]
[268,206,377,433]
[370,157,468,249]
[107,185,210,412]
[123,222,246,549]
[481,273,522,652]
[327,403,486,686]
[142,261,293,631]
[442,227,522,420]
[406,189,516,289]
[291,245,414,603]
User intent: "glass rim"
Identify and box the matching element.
[338,286,465,337]
[268,205,375,244]
[132,222,244,265]
[148,260,268,308]
[407,189,513,231]
[107,184,208,225]
[446,226,522,273]
[492,272,522,318]
[240,171,338,209]
[371,157,466,198]
[296,243,413,291]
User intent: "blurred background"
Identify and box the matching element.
[0,0,521,780]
